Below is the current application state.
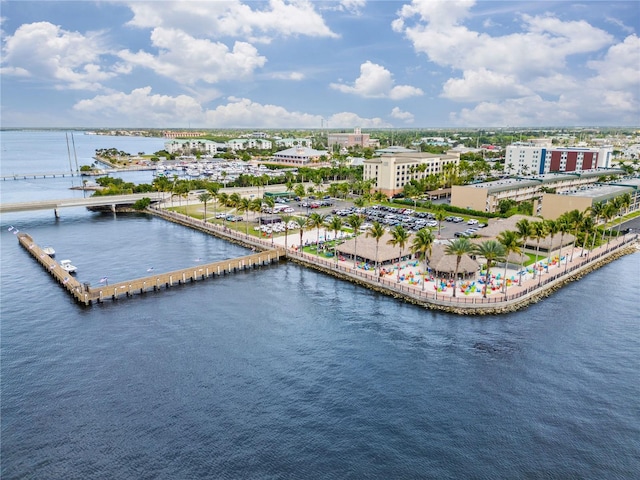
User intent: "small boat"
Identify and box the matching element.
[59,259,77,273]
[43,246,56,257]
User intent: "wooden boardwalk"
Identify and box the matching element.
[18,232,285,306]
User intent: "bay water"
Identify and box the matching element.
[1,131,639,479]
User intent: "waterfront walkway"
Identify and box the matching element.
[148,206,639,314]
[16,204,639,313]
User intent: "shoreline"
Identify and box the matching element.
[146,206,640,315]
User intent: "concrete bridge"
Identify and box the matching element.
[0,192,166,215]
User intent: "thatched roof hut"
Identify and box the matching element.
[336,232,410,264]
[427,243,479,277]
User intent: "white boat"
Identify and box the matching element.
[43,246,56,257]
[59,259,77,273]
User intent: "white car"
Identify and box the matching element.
[467,219,479,225]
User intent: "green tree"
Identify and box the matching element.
[410,228,435,291]
[530,221,548,278]
[294,216,308,252]
[280,214,294,251]
[308,212,327,257]
[347,214,364,268]
[328,216,343,264]
[473,240,506,298]
[367,221,386,276]
[198,192,213,222]
[444,237,474,297]
[497,230,521,293]
[387,225,410,282]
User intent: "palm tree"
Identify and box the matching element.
[615,193,632,237]
[515,218,532,279]
[237,197,250,236]
[198,192,213,222]
[445,237,474,297]
[294,216,308,253]
[280,214,293,251]
[217,192,229,226]
[473,240,506,298]
[410,228,435,290]
[567,209,586,261]
[556,215,571,268]
[328,216,343,264]
[601,202,616,244]
[580,215,595,257]
[530,221,548,278]
[387,225,410,282]
[367,221,386,276]
[434,207,446,238]
[308,212,326,257]
[544,219,558,266]
[347,214,364,268]
[497,230,521,293]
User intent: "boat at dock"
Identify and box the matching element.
[59,259,77,273]
[43,246,55,257]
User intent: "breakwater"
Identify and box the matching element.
[147,207,640,315]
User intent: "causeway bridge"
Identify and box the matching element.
[0,192,165,215]
[1,166,155,181]
[18,232,285,306]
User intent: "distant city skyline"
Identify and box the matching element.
[1,1,639,129]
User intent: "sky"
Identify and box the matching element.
[1,0,639,129]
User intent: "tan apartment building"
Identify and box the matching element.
[363,151,460,197]
[540,178,639,220]
[451,170,624,214]
[327,128,379,150]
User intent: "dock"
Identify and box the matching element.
[17,232,285,306]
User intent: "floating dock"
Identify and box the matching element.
[17,232,285,306]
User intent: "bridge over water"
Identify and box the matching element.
[0,192,165,215]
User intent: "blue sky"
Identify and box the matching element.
[1,0,638,129]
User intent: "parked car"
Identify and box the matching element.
[467,219,479,225]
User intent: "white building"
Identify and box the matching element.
[226,138,273,150]
[270,146,329,167]
[505,143,614,175]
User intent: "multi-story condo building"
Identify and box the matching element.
[164,139,226,155]
[363,152,460,197]
[505,143,614,175]
[163,131,206,139]
[275,138,313,148]
[451,169,624,214]
[226,138,273,150]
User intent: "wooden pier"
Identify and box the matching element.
[18,232,285,306]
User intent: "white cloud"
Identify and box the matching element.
[393,0,637,126]
[71,88,390,128]
[73,87,205,125]
[330,61,423,99]
[587,34,640,91]
[269,71,305,80]
[118,28,266,85]
[126,0,338,43]
[1,22,117,90]
[441,69,531,102]
[390,107,415,123]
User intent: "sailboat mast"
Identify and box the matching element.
[65,132,74,187]
[71,133,80,173]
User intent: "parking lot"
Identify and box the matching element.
[282,198,486,240]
